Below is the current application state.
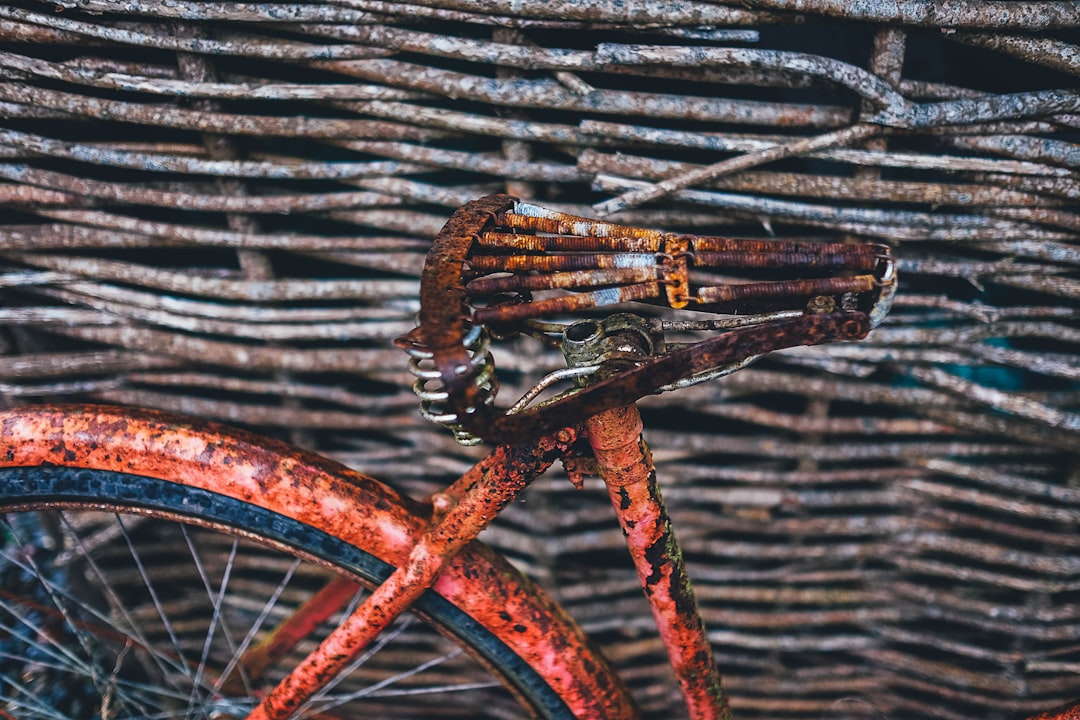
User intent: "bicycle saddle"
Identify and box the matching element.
[397,194,896,446]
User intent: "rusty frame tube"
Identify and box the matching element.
[248,429,576,720]
[1028,700,1080,720]
[0,405,637,719]
[584,402,732,720]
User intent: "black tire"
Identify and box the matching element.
[0,465,595,719]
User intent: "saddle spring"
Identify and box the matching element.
[402,323,498,446]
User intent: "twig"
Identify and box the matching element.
[592,124,882,215]
[735,0,1080,29]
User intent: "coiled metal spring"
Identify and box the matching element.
[403,323,498,446]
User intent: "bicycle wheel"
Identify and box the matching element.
[0,404,636,720]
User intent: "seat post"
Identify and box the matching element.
[564,318,733,720]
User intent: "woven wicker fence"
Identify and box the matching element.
[1,1,1079,718]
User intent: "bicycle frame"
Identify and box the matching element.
[18,194,1072,719]
[244,195,892,718]
[585,401,730,720]
[6,336,1076,719]
[4,404,1078,720]
[238,385,729,719]
[219,265,740,719]
[247,430,581,719]
[0,403,636,717]
[0,196,893,719]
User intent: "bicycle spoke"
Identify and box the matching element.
[182,526,241,715]
[371,679,502,698]
[1,539,159,718]
[56,513,193,694]
[0,609,193,716]
[0,593,101,681]
[298,613,415,715]
[0,673,79,720]
[116,515,193,685]
[211,556,301,697]
[1,518,114,698]
[7,513,262,715]
[229,575,363,694]
[306,646,468,716]
[2,488,550,719]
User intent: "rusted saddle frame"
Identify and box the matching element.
[398,194,895,445]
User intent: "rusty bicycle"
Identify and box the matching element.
[0,194,901,719]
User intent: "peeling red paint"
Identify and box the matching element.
[585,403,732,720]
[0,404,636,719]
[1030,702,1080,720]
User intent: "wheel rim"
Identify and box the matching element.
[0,468,560,719]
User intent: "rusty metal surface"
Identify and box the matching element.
[586,400,732,720]
[1031,701,1080,720]
[249,428,582,720]
[1,2,1078,718]
[407,195,886,444]
[0,404,637,719]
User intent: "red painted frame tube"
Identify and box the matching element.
[248,429,577,720]
[0,405,637,720]
[584,404,732,720]
[1030,702,1080,720]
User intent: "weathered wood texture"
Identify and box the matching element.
[1,1,1077,718]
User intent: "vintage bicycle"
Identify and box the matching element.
[0,193,905,719]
